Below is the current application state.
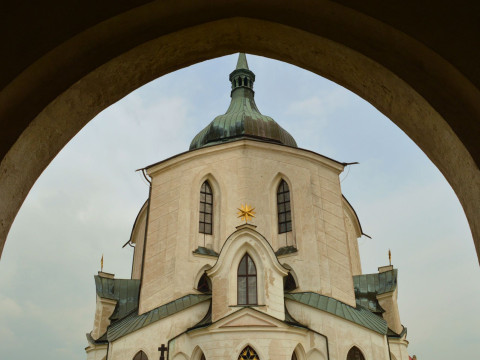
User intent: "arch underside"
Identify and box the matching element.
[1,2,479,261]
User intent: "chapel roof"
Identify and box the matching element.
[94,275,140,321]
[189,53,297,150]
[353,269,398,313]
[285,292,388,334]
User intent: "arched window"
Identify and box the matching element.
[199,181,213,234]
[277,180,292,233]
[197,273,212,293]
[237,254,257,305]
[291,351,298,360]
[239,346,260,360]
[284,272,297,292]
[200,354,206,360]
[346,347,365,360]
[133,351,148,360]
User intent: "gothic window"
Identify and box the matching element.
[277,180,292,233]
[284,272,297,292]
[237,254,257,305]
[239,346,260,360]
[199,181,213,234]
[200,354,206,360]
[291,352,298,360]
[197,273,212,293]
[346,347,365,360]
[133,351,148,360]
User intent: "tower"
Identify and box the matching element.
[85,54,411,360]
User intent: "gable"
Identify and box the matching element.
[220,313,278,328]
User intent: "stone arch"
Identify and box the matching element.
[345,345,366,360]
[1,8,479,264]
[132,350,149,360]
[207,227,288,318]
[292,343,307,360]
[306,348,326,360]
[171,352,189,360]
[235,344,264,360]
[282,263,300,291]
[194,264,213,293]
[191,346,206,360]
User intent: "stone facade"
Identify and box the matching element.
[85,54,412,360]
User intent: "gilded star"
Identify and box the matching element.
[237,204,256,223]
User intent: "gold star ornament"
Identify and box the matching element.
[237,204,256,223]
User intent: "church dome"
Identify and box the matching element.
[189,53,297,150]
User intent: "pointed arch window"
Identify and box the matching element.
[133,351,148,360]
[291,352,298,360]
[346,347,365,360]
[239,346,259,360]
[237,254,257,305]
[199,181,213,234]
[277,180,292,233]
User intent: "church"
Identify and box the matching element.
[85,54,413,360]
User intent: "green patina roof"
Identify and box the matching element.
[193,246,219,257]
[275,245,298,257]
[107,294,211,341]
[189,53,297,150]
[285,292,388,334]
[94,275,140,321]
[353,269,397,313]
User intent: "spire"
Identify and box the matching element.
[236,52,249,70]
[229,53,255,93]
[189,53,297,150]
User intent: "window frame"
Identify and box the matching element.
[199,181,213,235]
[277,179,292,234]
[237,253,258,305]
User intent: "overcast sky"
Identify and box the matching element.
[0,54,479,360]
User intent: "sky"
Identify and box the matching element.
[0,54,479,360]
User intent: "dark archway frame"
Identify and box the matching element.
[1,3,479,261]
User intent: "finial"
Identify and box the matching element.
[236,53,249,70]
[388,249,391,266]
[101,254,104,272]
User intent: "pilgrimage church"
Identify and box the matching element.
[85,54,414,360]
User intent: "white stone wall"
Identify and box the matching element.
[108,301,210,360]
[286,299,390,360]
[130,202,148,280]
[388,338,410,360]
[206,226,288,322]
[91,295,117,340]
[107,302,393,360]
[86,344,107,360]
[139,140,356,314]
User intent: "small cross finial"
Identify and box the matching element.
[388,249,391,266]
[101,254,103,272]
[158,344,168,360]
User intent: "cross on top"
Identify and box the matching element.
[158,344,168,360]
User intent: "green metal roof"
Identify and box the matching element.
[107,294,211,341]
[94,275,140,321]
[275,245,298,257]
[353,269,397,313]
[193,246,219,257]
[189,53,297,150]
[285,292,388,334]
